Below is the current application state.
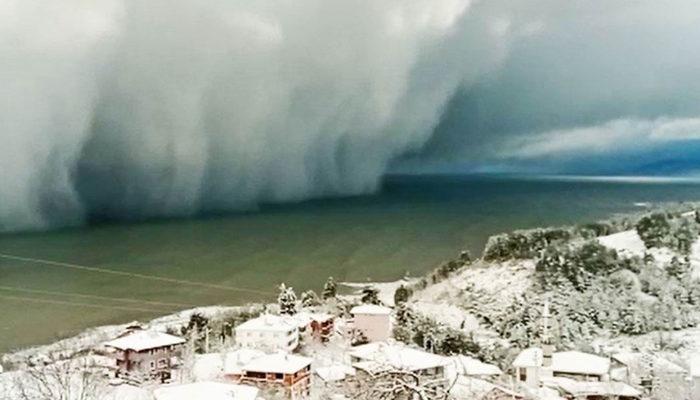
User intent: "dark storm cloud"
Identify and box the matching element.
[406,1,700,170]
[2,0,700,231]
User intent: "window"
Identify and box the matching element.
[275,373,283,380]
[150,361,156,370]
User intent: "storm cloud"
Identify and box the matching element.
[2,0,700,231]
[407,1,700,172]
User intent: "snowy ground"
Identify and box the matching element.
[2,305,261,369]
[595,228,700,368]
[597,228,700,278]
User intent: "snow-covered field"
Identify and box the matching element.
[598,228,700,279]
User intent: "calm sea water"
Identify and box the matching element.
[2,174,700,353]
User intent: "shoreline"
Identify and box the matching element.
[1,281,405,370]
[4,200,700,370]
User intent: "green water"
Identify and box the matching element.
[2,174,700,354]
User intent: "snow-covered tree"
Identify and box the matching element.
[322,276,337,300]
[672,218,698,254]
[349,367,455,400]
[11,355,107,400]
[666,256,691,281]
[393,285,411,305]
[636,213,672,249]
[277,283,298,316]
[361,286,380,305]
[300,289,320,308]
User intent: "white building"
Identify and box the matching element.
[153,382,258,400]
[513,348,611,388]
[235,314,299,352]
[349,304,392,343]
[512,347,544,388]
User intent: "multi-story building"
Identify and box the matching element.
[235,314,299,352]
[295,312,335,342]
[230,352,313,399]
[349,304,392,343]
[104,328,185,382]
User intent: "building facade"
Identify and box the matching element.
[229,353,313,399]
[350,304,392,343]
[235,314,299,352]
[103,329,185,383]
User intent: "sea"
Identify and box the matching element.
[2,174,700,353]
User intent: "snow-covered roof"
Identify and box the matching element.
[315,365,356,382]
[544,377,640,398]
[512,347,543,368]
[241,352,312,374]
[512,348,609,376]
[350,304,392,315]
[104,330,185,352]
[552,351,610,376]
[349,342,449,372]
[451,376,523,399]
[294,312,334,325]
[224,349,266,375]
[309,312,334,322]
[193,349,267,380]
[154,382,258,400]
[451,355,502,376]
[235,314,297,333]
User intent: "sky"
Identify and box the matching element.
[1,0,700,231]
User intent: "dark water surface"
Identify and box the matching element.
[2,174,700,353]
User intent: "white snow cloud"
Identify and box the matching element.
[0,0,511,231]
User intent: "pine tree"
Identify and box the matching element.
[666,256,690,281]
[277,283,298,316]
[393,284,411,305]
[395,303,414,327]
[361,286,380,305]
[300,290,320,308]
[322,276,337,300]
[636,213,672,249]
[673,218,698,255]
